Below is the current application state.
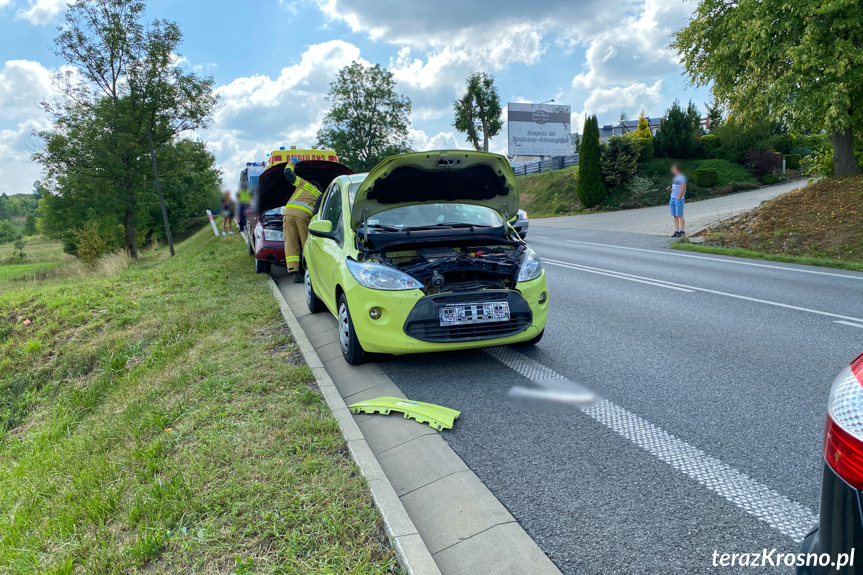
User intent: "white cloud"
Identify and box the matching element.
[409,129,464,152]
[583,79,664,115]
[0,60,54,119]
[16,0,71,25]
[571,0,689,90]
[199,40,365,191]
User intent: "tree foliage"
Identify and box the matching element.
[672,0,863,176]
[601,136,639,189]
[317,61,412,172]
[655,100,700,159]
[576,115,606,208]
[453,72,503,152]
[34,0,218,257]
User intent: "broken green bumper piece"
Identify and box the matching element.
[347,397,460,431]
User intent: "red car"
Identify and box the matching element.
[252,160,353,274]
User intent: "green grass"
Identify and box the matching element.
[671,242,863,272]
[0,226,396,574]
[0,261,65,282]
[519,165,579,217]
[0,237,73,265]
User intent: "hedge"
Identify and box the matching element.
[693,167,719,187]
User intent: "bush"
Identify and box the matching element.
[768,133,794,155]
[627,175,656,196]
[744,149,783,178]
[790,146,814,158]
[693,168,719,187]
[760,173,782,185]
[624,132,654,162]
[74,221,112,264]
[601,136,639,189]
[692,159,757,185]
[576,115,607,208]
[784,154,802,170]
[803,147,834,178]
[700,134,721,158]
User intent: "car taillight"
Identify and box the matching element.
[824,353,863,489]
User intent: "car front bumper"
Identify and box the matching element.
[344,272,549,355]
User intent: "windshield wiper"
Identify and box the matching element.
[406,222,492,231]
[362,223,403,232]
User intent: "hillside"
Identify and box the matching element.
[0,230,395,573]
[697,175,863,263]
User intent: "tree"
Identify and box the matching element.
[634,110,652,140]
[35,0,217,257]
[317,61,412,172]
[576,115,606,208]
[672,0,863,176]
[656,100,699,158]
[626,110,654,162]
[706,99,724,132]
[453,72,503,152]
[601,136,639,189]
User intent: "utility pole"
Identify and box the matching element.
[146,127,175,256]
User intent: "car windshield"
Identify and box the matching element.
[366,204,504,230]
[264,206,285,216]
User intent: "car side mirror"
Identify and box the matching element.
[309,219,335,238]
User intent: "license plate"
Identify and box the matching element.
[439,302,511,326]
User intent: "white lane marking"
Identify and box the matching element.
[835,320,863,330]
[564,239,863,281]
[546,257,863,324]
[484,346,818,541]
[545,259,695,293]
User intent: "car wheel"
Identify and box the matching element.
[305,268,326,314]
[247,239,254,255]
[514,329,544,347]
[255,259,271,274]
[338,294,368,365]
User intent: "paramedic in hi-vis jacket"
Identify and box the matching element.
[282,159,323,283]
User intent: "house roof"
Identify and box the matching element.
[599,117,662,139]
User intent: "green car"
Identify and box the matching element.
[303,150,549,365]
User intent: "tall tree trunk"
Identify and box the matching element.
[125,210,138,258]
[833,126,861,177]
[481,119,489,152]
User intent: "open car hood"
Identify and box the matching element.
[350,150,519,231]
[257,160,354,215]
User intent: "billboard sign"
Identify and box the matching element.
[507,103,572,157]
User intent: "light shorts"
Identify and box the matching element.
[670,199,684,217]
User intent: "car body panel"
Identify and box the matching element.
[347,396,461,431]
[350,150,519,230]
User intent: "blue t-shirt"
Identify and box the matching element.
[671,175,687,200]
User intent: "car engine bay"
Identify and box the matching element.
[363,244,525,294]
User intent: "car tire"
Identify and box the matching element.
[514,329,544,347]
[338,294,368,365]
[247,239,254,256]
[305,268,326,314]
[255,259,271,274]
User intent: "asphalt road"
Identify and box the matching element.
[375,226,863,574]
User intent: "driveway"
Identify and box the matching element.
[533,179,808,236]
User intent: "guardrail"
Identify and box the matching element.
[511,154,579,176]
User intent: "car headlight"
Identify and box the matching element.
[517,247,543,282]
[263,229,284,241]
[518,209,527,219]
[346,259,423,291]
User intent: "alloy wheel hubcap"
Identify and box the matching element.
[338,304,350,354]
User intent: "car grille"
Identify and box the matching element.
[403,291,532,343]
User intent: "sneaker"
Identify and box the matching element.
[679,230,686,237]
[671,230,680,237]
[221,231,226,236]
[229,231,234,235]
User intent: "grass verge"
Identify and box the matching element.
[671,241,863,272]
[0,229,396,574]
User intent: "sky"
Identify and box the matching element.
[0,0,711,195]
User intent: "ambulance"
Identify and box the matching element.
[252,146,353,274]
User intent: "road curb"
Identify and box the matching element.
[267,278,442,575]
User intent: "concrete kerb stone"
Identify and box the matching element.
[267,278,441,575]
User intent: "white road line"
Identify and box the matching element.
[564,239,863,280]
[545,259,695,293]
[835,321,863,330]
[546,257,863,324]
[484,346,818,541]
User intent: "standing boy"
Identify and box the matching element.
[667,163,686,237]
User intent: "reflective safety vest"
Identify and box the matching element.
[238,187,251,204]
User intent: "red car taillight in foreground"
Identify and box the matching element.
[825,353,863,489]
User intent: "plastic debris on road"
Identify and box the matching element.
[347,396,460,431]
